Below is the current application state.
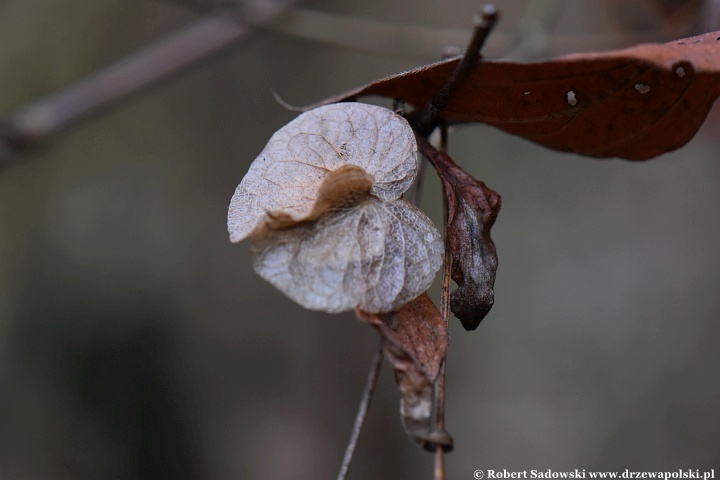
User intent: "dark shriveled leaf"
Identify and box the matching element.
[311,30,720,160]
[356,293,453,451]
[419,138,501,331]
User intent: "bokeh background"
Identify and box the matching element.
[1,1,719,479]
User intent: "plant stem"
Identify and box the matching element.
[418,5,499,135]
[433,262,451,479]
[264,7,512,61]
[408,153,428,207]
[434,122,452,480]
[337,339,384,480]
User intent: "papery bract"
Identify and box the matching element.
[228,103,419,242]
[228,103,443,313]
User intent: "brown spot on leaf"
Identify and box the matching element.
[418,137,501,331]
[309,30,720,160]
[356,293,452,451]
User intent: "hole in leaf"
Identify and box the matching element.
[635,83,651,94]
[524,91,531,95]
[677,41,687,44]
[673,62,694,79]
[566,90,577,106]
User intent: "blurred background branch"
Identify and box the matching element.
[0,2,289,166]
[0,0,642,168]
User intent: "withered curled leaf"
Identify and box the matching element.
[420,138,501,331]
[228,103,444,313]
[356,293,453,451]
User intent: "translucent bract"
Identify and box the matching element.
[227,103,443,313]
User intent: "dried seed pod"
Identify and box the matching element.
[228,103,443,313]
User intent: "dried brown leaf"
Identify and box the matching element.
[420,138,501,331]
[310,30,720,160]
[356,293,453,451]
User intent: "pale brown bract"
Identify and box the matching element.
[227,103,443,314]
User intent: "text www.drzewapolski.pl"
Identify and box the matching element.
[472,469,715,480]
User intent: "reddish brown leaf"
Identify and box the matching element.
[311,30,720,160]
[419,137,501,331]
[356,292,453,451]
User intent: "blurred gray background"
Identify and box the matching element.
[1,1,719,479]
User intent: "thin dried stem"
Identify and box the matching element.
[418,5,499,134]
[434,436,446,480]
[263,7,513,61]
[261,6,615,62]
[433,261,452,478]
[439,122,450,153]
[433,122,452,480]
[337,339,384,480]
[408,154,428,207]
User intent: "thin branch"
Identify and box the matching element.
[0,3,296,165]
[433,265,451,479]
[439,122,450,153]
[337,339,384,480]
[263,7,619,62]
[418,5,499,135]
[408,152,428,207]
[408,38,460,214]
[403,95,427,208]
[1,2,617,167]
[263,7,511,61]
[433,122,451,480]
